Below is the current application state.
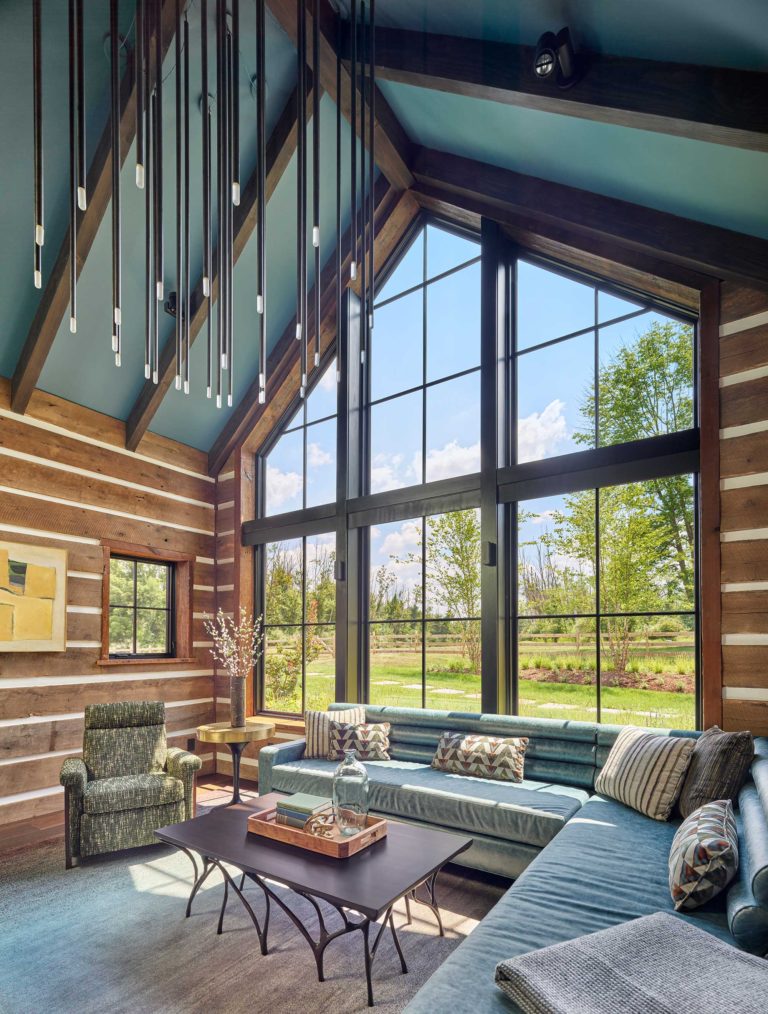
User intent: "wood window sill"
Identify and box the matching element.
[96,657,198,668]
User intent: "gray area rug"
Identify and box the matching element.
[0,834,501,1014]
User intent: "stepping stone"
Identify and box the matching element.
[371,680,400,686]
[431,688,465,695]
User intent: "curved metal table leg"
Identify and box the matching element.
[212,861,268,954]
[407,871,445,936]
[182,852,215,918]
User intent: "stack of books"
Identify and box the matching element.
[275,792,333,829]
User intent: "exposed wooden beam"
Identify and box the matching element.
[125,83,313,451]
[11,0,178,415]
[366,26,768,153]
[207,182,419,476]
[411,146,768,288]
[267,0,414,190]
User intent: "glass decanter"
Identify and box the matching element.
[332,749,369,837]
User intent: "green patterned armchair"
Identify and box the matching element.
[59,701,201,868]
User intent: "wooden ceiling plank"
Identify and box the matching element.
[367,26,768,153]
[11,0,178,416]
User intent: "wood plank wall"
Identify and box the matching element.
[0,380,217,827]
[719,283,768,735]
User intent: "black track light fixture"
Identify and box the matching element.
[533,27,581,89]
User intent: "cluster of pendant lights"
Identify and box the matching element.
[32,0,377,410]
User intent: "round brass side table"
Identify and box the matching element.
[196,718,275,805]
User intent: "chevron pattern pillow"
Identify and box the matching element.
[328,721,391,761]
[431,731,528,783]
[304,707,366,759]
[669,799,738,911]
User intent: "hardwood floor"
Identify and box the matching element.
[0,774,259,857]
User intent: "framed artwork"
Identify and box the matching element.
[0,541,68,652]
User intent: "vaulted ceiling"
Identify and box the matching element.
[1,0,766,469]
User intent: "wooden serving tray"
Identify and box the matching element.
[247,806,388,859]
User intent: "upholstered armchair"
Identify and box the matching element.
[60,700,201,868]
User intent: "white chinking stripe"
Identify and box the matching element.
[196,556,216,566]
[0,447,213,510]
[0,670,213,689]
[217,557,234,565]
[721,473,768,490]
[720,364,768,387]
[218,470,235,481]
[194,584,215,592]
[721,582,768,592]
[721,419,768,440]
[216,500,235,511]
[0,699,215,728]
[721,528,768,542]
[0,403,214,483]
[0,523,99,545]
[66,605,102,615]
[722,633,768,646]
[722,687,768,701]
[719,309,768,337]
[68,570,101,580]
[66,640,101,648]
[0,484,215,537]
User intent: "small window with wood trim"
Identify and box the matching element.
[100,543,193,664]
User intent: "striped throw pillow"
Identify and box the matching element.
[595,726,695,821]
[328,721,391,761]
[678,726,753,819]
[432,732,528,783]
[304,707,366,759]
[669,800,738,910]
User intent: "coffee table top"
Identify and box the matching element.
[156,792,472,920]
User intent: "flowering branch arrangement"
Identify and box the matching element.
[204,607,264,681]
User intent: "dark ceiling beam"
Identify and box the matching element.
[411,146,768,288]
[125,82,314,451]
[267,0,414,190]
[207,181,420,475]
[365,26,768,153]
[11,0,178,416]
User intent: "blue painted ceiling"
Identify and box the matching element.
[0,1,766,453]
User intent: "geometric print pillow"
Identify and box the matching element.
[432,731,528,783]
[668,799,739,911]
[304,707,366,759]
[328,721,391,762]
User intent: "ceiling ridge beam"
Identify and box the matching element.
[366,25,768,153]
[11,0,178,416]
[267,0,414,190]
[125,79,317,452]
[412,146,768,287]
[207,180,420,476]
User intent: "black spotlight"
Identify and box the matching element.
[533,27,580,89]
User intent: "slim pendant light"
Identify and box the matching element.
[359,1,366,364]
[32,0,43,290]
[296,0,307,398]
[68,0,77,333]
[174,0,182,390]
[335,12,341,384]
[151,90,160,381]
[256,0,266,404]
[76,0,86,212]
[349,0,357,283]
[226,26,234,407]
[312,0,320,368]
[136,0,145,189]
[183,11,191,395]
[144,67,153,379]
[201,0,210,301]
[215,0,224,391]
[154,0,164,303]
[231,0,240,206]
[368,0,375,331]
[110,0,122,366]
[205,104,213,397]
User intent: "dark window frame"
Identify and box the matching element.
[107,554,175,659]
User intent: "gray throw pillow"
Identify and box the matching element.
[678,725,754,819]
[669,799,738,910]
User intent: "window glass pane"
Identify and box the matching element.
[136,562,168,608]
[265,428,304,515]
[598,290,643,324]
[305,418,336,508]
[518,494,596,616]
[263,625,303,713]
[265,539,303,625]
[109,558,134,606]
[516,260,595,351]
[426,224,479,281]
[306,359,337,423]
[369,519,423,620]
[304,624,336,711]
[306,534,336,624]
[598,313,694,444]
[425,620,481,710]
[376,230,424,304]
[517,331,594,463]
[426,373,481,482]
[136,609,169,654]
[370,289,423,402]
[370,390,423,492]
[369,622,423,707]
[518,618,597,722]
[600,615,695,729]
[426,261,481,383]
[109,606,134,653]
[599,478,695,614]
[425,510,481,620]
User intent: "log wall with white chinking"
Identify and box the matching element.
[719,284,768,735]
[0,379,217,827]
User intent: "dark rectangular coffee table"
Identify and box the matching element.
[156,792,471,1006]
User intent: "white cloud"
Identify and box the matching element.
[265,465,302,510]
[318,361,337,391]
[307,442,333,467]
[518,399,568,462]
[370,451,409,493]
[422,441,480,482]
[379,520,422,560]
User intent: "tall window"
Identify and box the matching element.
[368,225,482,491]
[108,556,174,658]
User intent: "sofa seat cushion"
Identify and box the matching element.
[83,774,183,815]
[404,795,734,1014]
[269,757,588,848]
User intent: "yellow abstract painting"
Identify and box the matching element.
[0,542,67,651]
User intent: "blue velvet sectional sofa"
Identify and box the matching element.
[258,704,768,1012]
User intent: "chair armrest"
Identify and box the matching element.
[59,757,88,796]
[257,738,306,795]
[166,747,202,818]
